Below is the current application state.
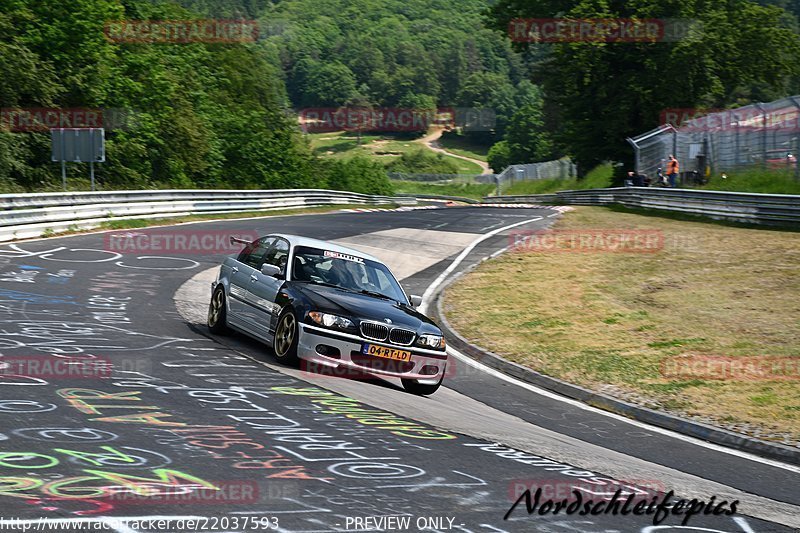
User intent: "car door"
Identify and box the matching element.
[247,237,290,336]
[228,237,274,326]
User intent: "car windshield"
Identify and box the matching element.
[291,246,407,303]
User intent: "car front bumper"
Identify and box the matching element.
[297,323,447,383]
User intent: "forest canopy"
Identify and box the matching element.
[2,0,799,191]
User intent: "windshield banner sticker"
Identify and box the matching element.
[323,251,364,263]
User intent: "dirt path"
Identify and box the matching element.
[416,126,492,175]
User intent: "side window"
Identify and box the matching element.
[263,239,290,273]
[238,237,274,269]
[374,269,393,292]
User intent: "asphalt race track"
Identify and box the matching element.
[0,206,797,533]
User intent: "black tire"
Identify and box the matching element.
[401,374,444,396]
[273,310,299,364]
[207,286,229,334]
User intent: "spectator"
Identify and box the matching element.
[666,154,680,187]
[656,167,668,187]
[626,171,635,187]
[627,170,645,186]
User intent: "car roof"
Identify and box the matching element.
[270,234,383,264]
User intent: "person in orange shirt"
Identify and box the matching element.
[666,154,680,187]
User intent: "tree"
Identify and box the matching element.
[489,0,800,173]
[323,156,393,195]
[268,0,529,113]
[0,0,323,192]
[487,141,511,172]
[341,89,374,145]
[505,104,554,164]
[386,149,460,175]
[298,61,357,108]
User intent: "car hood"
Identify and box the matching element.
[293,283,440,333]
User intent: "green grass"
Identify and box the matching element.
[438,132,490,162]
[441,156,483,174]
[392,180,494,200]
[502,162,614,195]
[307,131,483,174]
[307,132,385,158]
[444,205,800,441]
[647,338,706,348]
[700,168,800,195]
[308,131,413,160]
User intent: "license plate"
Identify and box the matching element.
[362,344,411,362]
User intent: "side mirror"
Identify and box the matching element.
[260,264,281,277]
[409,295,423,307]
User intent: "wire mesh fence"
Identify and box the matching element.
[496,158,577,194]
[388,157,576,194]
[629,96,800,186]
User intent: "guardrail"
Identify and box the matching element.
[396,193,479,204]
[0,189,416,242]
[483,187,800,227]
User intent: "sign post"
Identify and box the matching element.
[51,128,105,191]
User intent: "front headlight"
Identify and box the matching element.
[418,334,446,349]
[308,311,353,329]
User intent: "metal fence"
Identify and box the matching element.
[628,96,800,183]
[388,157,576,193]
[485,187,800,227]
[496,158,577,194]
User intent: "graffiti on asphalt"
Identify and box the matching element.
[88,272,160,297]
[0,266,76,285]
[0,244,200,271]
[269,386,457,440]
[0,245,770,532]
[0,321,193,355]
[13,428,119,443]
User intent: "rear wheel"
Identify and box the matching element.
[402,374,443,396]
[207,286,228,334]
[273,310,299,364]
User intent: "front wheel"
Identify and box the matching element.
[401,375,444,396]
[273,310,299,364]
[208,286,229,334]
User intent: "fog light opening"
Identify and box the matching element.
[421,365,439,376]
[316,345,341,359]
